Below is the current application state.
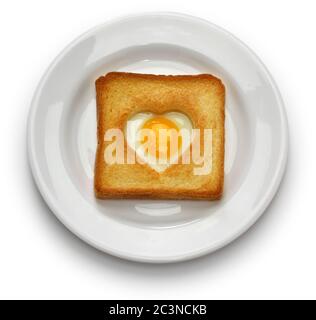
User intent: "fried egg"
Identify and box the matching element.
[125,112,193,172]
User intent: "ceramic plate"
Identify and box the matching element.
[28,12,288,263]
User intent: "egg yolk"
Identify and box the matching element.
[141,117,182,159]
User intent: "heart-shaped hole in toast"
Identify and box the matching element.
[125,112,193,173]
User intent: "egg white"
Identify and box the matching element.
[125,112,193,172]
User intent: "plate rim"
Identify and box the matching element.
[27,11,289,263]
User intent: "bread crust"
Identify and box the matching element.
[94,72,225,200]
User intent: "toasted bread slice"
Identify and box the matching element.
[94,72,225,200]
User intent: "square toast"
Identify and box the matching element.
[94,72,225,200]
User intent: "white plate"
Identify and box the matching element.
[28,12,288,263]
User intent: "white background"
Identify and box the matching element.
[0,0,315,300]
